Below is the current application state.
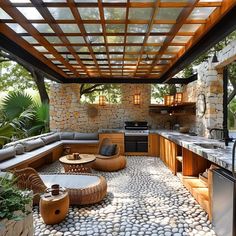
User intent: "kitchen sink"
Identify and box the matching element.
[193,143,225,149]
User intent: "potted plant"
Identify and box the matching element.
[0,173,33,236]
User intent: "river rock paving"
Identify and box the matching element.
[34,156,216,236]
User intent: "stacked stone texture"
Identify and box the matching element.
[50,84,173,132]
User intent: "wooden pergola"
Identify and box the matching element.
[0,0,236,83]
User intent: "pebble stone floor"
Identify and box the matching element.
[34,156,216,236]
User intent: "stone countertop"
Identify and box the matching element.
[98,128,125,134]
[152,130,235,173]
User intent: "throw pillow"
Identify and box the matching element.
[99,144,117,156]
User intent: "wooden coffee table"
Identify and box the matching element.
[59,154,96,173]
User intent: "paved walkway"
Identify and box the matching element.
[34,156,216,236]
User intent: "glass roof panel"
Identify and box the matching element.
[128,24,147,33]
[166,46,183,52]
[156,8,183,20]
[88,36,104,43]
[106,24,125,33]
[129,8,153,20]
[67,36,85,44]
[78,54,92,59]
[179,24,201,32]
[44,54,55,59]
[127,36,145,43]
[92,46,106,52]
[110,54,123,59]
[109,46,124,52]
[147,36,166,43]
[75,0,97,2]
[10,0,30,2]
[48,8,74,20]
[103,0,127,2]
[107,36,124,43]
[200,0,221,2]
[0,9,12,19]
[16,7,43,20]
[32,23,54,33]
[95,54,107,59]
[6,23,26,33]
[74,46,89,52]
[144,46,160,52]
[126,46,141,52]
[43,0,66,2]
[172,36,192,44]
[22,36,38,44]
[84,24,102,33]
[78,8,100,20]
[151,24,173,33]
[34,46,48,52]
[104,8,126,20]
[54,46,69,52]
[45,36,62,44]
[130,0,155,1]
[188,7,216,20]
[59,24,80,33]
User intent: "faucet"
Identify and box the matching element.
[232,140,236,178]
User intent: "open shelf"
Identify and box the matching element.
[149,102,196,116]
[182,176,210,215]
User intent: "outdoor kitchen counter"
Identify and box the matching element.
[98,128,125,134]
[150,130,235,173]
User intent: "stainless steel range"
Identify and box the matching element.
[124,121,149,153]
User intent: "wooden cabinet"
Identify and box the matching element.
[159,136,177,174]
[99,133,125,155]
[148,134,159,157]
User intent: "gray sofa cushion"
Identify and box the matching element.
[0,147,16,162]
[23,138,45,152]
[41,133,60,145]
[60,132,74,140]
[14,143,25,155]
[74,132,98,140]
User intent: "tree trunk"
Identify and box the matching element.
[32,70,49,104]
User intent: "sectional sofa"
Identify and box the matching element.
[0,132,99,171]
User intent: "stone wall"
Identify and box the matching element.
[181,61,224,137]
[50,84,174,132]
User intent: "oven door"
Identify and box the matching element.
[125,135,148,152]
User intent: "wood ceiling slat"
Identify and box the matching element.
[147,0,201,77]
[0,23,67,78]
[1,0,79,78]
[30,0,88,77]
[97,0,112,76]
[122,0,130,76]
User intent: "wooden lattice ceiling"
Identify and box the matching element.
[0,0,235,83]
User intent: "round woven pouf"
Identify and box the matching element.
[40,188,69,225]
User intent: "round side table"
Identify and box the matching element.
[40,189,69,225]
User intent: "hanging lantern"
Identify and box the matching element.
[99,95,106,106]
[164,95,174,106]
[133,94,141,105]
[174,92,183,104]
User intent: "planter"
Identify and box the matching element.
[0,204,33,236]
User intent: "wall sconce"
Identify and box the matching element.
[174,92,183,104]
[99,95,106,106]
[133,94,141,105]
[164,95,174,106]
